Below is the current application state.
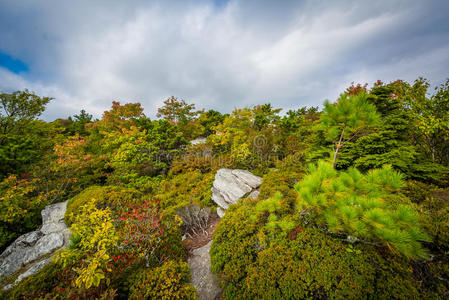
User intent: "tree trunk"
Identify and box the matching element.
[332,127,345,168]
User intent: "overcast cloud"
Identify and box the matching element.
[0,0,448,120]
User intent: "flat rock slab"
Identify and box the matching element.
[0,200,69,284]
[188,241,221,300]
[211,168,261,217]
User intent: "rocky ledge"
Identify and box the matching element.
[211,169,261,218]
[0,201,69,289]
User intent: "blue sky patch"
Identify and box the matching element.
[0,51,28,74]
[213,0,229,8]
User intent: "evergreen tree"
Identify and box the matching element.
[319,93,380,167]
[295,160,430,259]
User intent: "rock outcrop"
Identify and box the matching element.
[0,201,69,288]
[211,169,261,217]
[188,241,221,300]
[190,137,207,145]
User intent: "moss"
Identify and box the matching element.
[211,199,422,299]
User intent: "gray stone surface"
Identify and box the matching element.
[216,207,225,218]
[190,137,207,145]
[247,189,260,199]
[188,241,221,300]
[41,221,67,235]
[211,169,261,217]
[231,169,262,189]
[41,201,67,224]
[16,257,51,283]
[0,200,69,282]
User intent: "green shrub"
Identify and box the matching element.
[211,199,262,297]
[65,185,142,225]
[128,260,197,299]
[211,199,422,299]
[418,187,449,250]
[153,170,214,213]
[258,161,303,210]
[0,176,48,250]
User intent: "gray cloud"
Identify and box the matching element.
[0,0,448,120]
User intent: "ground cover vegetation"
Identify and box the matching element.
[0,78,448,298]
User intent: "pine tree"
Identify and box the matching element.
[295,160,430,259]
[319,93,380,167]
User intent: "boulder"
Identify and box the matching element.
[190,137,207,145]
[15,257,51,284]
[216,207,225,219]
[41,201,67,224]
[188,241,221,300]
[0,200,69,286]
[211,169,261,217]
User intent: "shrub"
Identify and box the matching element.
[211,199,421,299]
[128,260,197,299]
[0,175,47,250]
[176,204,211,237]
[170,143,218,175]
[57,200,119,289]
[258,156,304,211]
[153,170,214,213]
[65,185,142,225]
[418,187,449,250]
[114,200,185,268]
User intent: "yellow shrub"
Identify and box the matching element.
[57,200,119,289]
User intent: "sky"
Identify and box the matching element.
[0,0,448,121]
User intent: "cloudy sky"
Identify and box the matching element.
[1,0,448,120]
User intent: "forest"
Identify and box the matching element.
[0,77,448,299]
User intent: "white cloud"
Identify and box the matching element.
[0,0,448,120]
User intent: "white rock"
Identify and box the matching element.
[211,187,229,210]
[231,170,262,189]
[216,207,225,218]
[41,221,67,235]
[15,257,51,284]
[211,169,262,216]
[190,137,207,145]
[0,200,69,280]
[41,201,67,224]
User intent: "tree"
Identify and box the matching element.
[0,121,64,179]
[156,96,198,124]
[67,109,94,135]
[407,78,449,165]
[337,81,415,172]
[0,91,58,179]
[295,160,431,259]
[0,90,52,135]
[319,93,380,167]
[96,101,145,132]
[197,109,226,136]
[253,103,281,131]
[102,121,187,185]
